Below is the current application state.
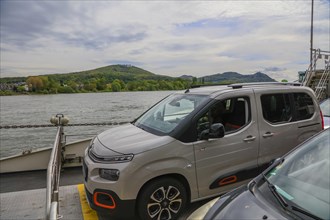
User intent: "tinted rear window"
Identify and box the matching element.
[261,94,292,124]
[261,92,315,124]
[293,93,315,121]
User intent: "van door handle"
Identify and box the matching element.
[243,136,256,142]
[263,132,274,138]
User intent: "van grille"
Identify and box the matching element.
[88,148,133,163]
[88,148,104,162]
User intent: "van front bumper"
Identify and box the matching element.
[85,186,136,219]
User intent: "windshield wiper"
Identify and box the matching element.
[291,205,323,220]
[262,173,288,208]
[262,174,322,220]
[248,180,256,195]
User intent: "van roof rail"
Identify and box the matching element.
[190,83,229,88]
[228,82,302,89]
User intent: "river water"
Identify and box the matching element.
[0,91,173,158]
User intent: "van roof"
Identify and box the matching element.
[183,82,303,96]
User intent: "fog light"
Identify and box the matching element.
[99,169,120,181]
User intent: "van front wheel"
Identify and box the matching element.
[137,177,187,220]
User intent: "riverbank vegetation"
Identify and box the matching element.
[0,65,192,95]
[0,64,276,96]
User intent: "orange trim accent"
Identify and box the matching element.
[219,175,237,186]
[93,192,116,209]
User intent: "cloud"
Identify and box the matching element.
[0,1,148,51]
[52,30,147,50]
[0,1,71,48]
[1,0,329,82]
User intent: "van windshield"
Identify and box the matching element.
[134,93,208,135]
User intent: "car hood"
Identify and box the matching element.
[205,186,286,220]
[91,123,175,155]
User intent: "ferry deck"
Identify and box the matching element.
[0,167,210,220]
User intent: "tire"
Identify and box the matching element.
[137,177,187,220]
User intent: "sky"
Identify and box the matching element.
[0,0,329,81]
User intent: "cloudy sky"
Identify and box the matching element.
[1,0,329,81]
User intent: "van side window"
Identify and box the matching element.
[224,97,251,132]
[293,93,314,120]
[261,94,292,124]
[197,97,251,139]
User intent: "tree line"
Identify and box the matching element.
[4,65,263,95]
[6,75,192,95]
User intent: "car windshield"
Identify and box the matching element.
[134,93,208,135]
[264,129,330,219]
[320,99,330,117]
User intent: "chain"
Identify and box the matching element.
[0,121,130,129]
[66,122,129,126]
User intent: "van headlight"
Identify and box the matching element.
[99,169,120,181]
[104,154,134,163]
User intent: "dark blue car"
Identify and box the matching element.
[189,128,330,220]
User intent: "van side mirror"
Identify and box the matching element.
[209,123,225,138]
[200,123,225,140]
[200,129,209,140]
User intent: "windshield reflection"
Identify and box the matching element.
[134,93,208,135]
[264,129,330,219]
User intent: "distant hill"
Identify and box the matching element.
[0,65,189,94]
[0,65,173,83]
[45,64,174,83]
[179,75,194,80]
[200,71,275,84]
[0,65,277,95]
[1,66,275,84]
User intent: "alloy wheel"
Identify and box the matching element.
[146,186,182,220]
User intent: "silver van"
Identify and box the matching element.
[83,83,324,220]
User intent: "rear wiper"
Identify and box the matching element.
[262,173,288,208]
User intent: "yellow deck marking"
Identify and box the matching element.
[77,184,99,220]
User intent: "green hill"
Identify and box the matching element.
[200,71,275,84]
[0,65,189,94]
[0,65,277,95]
[47,64,173,83]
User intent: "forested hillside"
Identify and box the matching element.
[0,65,276,95]
[0,65,190,94]
[200,71,275,84]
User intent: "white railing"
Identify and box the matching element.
[302,49,320,87]
[46,114,69,220]
[315,61,330,101]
